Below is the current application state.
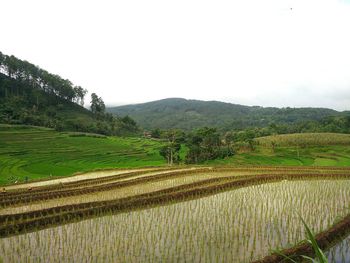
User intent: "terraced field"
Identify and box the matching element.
[2,125,350,187]
[0,125,165,185]
[2,125,350,262]
[255,133,350,147]
[1,166,350,262]
[210,133,350,167]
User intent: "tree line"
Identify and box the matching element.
[0,52,87,105]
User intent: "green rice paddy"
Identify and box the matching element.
[0,125,165,185]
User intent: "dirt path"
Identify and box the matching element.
[3,167,204,192]
[4,168,161,190]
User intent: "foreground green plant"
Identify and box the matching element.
[275,216,328,263]
[300,216,328,263]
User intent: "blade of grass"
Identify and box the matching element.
[299,215,328,263]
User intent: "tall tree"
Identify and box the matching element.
[90,93,105,117]
[74,86,88,106]
[159,130,183,165]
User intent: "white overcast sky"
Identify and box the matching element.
[1,0,350,110]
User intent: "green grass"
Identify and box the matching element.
[0,125,166,185]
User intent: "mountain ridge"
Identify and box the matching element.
[107,98,342,130]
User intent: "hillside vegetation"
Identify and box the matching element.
[0,52,138,136]
[107,98,343,130]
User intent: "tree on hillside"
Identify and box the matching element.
[159,130,183,165]
[74,86,87,106]
[160,143,181,165]
[90,93,105,117]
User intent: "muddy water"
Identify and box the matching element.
[327,235,350,263]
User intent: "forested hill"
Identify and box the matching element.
[107,98,342,130]
[0,51,138,135]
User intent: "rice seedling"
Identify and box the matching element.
[1,179,350,262]
[0,171,240,215]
